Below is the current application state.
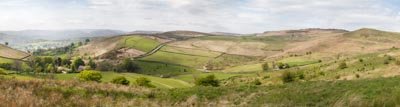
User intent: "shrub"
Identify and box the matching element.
[251,79,262,85]
[195,74,220,87]
[0,68,8,75]
[120,59,139,72]
[78,70,102,82]
[71,57,85,72]
[262,62,269,71]
[282,71,295,83]
[338,62,347,69]
[136,77,154,88]
[111,76,130,85]
[356,74,360,78]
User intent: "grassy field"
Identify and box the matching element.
[55,71,192,88]
[161,46,221,57]
[0,57,13,63]
[3,75,400,106]
[140,51,212,68]
[173,72,253,83]
[134,60,201,77]
[221,63,263,72]
[207,54,260,70]
[123,36,161,52]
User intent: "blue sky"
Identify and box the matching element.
[0,0,399,33]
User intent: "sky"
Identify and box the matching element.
[0,0,399,33]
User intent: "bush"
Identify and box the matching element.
[282,71,295,83]
[251,79,262,85]
[136,77,154,87]
[78,70,102,82]
[338,62,347,69]
[0,68,8,75]
[111,76,130,85]
[195,74,220,87]
[262,62,269,71]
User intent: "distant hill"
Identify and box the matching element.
[0,29,126,40]
[210,32,242,36]
[129,30,163,35]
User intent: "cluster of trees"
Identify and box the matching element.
[95,59,140,72]
[78,70,153,87]
[195,75,220,87]
[262,62,291,71]
[32,57,71,73]
[33,39,90,56]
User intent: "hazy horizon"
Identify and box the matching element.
[0,0,399,33]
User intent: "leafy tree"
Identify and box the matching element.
[121,59,139,72]
[47,64,56,73]
[338,62,347,69]
[78,70,102,82]
[262,62,269,71]
[111,76,130,85]
[88,58,96,70]
[136,77,154,87]
[85,39,90,44]
[195,74,220,87]
[282,71,295,83]
[61,58,72,67]
[71,57,85,72]
[4,42,8,46]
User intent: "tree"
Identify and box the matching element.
[121,59,139,72]
[47,64,56,73]
[71,57,85,72]
[55,57,62,66]
[85,39,90,44]
[111,76,130,85]
[195,74,220,87]
[78,70,102,82]
[262,62,269,71]
[338,62,347,69]
[61,58,72,67]
[282,71,295,83]
[136,77,154,87]
[88,58,96,70]
[78,41,83,46]
[4,42,8,46]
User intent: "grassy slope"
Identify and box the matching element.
[55,71,192,88]
[123,36,161,52]
[2,75,400,106]
[134,60,201,77]
[140,51,212,68]
[160,46,221,57]
[0,57,13,63]
[0,45,29,59]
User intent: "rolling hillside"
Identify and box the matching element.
[0,45,31,61]
[74,28,400,72]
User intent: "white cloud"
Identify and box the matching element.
[0,0,399,33]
